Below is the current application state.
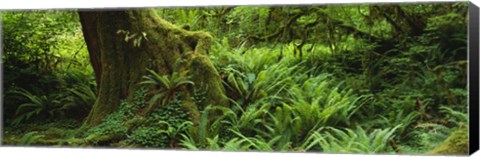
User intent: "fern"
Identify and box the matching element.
[302,126,400,153]
[11,88,61,125]
[18,131,44,145]
[440,106,467,125]
[140,69,194,113]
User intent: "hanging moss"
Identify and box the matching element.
[427,126,469,155]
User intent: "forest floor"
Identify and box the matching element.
[3,119,83,146]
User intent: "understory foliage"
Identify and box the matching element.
[81,88,192,147]
[2,11,95,123]
[2,2,469,155]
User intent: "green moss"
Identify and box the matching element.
[124,116,147,128]
[187,53,228,109]
[85,133,125,145]
[83,9,226,129]
[181,99,200,126]
[427,126,468,155]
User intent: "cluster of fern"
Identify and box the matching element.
[3,4,469,155]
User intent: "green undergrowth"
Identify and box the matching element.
[2,43,468,153]
[3,42,468,154]
[2,5,469,155]
[80,87,193,148]
[2,119,82,146]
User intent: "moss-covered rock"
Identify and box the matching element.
[427,126,469,155]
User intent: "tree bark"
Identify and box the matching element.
[78,9,228,126]
[78,12,102,91]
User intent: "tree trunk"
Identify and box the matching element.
[78,12,102,91]
[78,9,228,126]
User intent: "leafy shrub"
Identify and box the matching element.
[84,88,148,142]
[2,11,87,120]
[125,97,192,147]
[84,101,130,142]
[128,126,168,147]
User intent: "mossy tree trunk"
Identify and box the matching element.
[78,9,228,126]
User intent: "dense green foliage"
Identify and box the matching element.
[2,2,469,155]
[2,11,95,123]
